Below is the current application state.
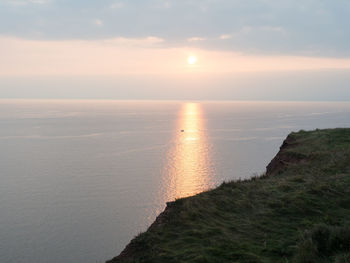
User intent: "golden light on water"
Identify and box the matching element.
[161,103,214,200]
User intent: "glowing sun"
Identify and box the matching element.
[187,55,197,65]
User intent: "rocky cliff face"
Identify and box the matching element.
[266,133,307,175]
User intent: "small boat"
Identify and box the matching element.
[181,130,185,132]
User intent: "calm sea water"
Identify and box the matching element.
[1,100,350,263]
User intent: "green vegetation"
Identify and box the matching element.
[108,128,350,263]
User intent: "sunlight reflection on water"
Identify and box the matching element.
[160,103,215,201]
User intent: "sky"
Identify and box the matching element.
[1,0,350,100]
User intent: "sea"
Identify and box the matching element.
[1,100,350,263]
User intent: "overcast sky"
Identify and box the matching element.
[1,0,350,100]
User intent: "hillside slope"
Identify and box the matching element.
[107,128,350,263]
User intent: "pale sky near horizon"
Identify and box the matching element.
[1,0,350,100]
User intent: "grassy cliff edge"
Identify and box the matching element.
[107,128,350,263]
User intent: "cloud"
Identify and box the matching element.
[153,0,172,9]
[94,19,103,26]
[187,37,206,42]
[110,2,124,9]
[219,34,232,40]
[6,0,50,5]
[29,0,50,3]
[0,36,172,76]
[2,36,350,77]
[102,36,164,47]
[240,26,286,35]
[1,0,350,57]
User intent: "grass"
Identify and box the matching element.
[107,128,350,263]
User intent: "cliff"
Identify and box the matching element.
[107,128,350,263]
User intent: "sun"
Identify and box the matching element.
[187,55,197,65]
